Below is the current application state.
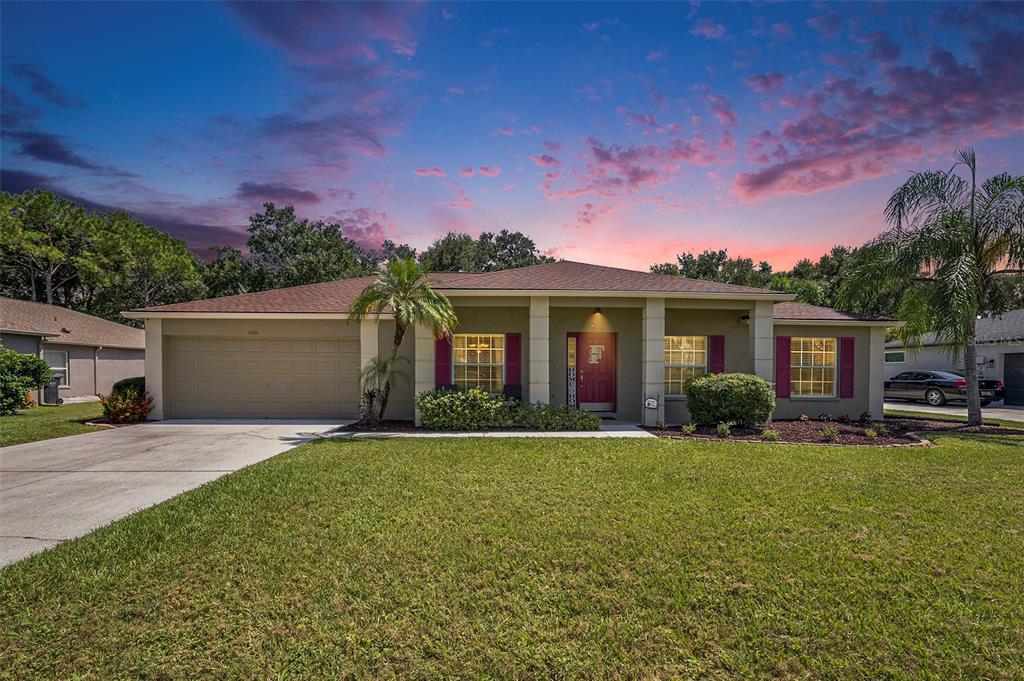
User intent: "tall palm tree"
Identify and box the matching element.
[349,257,457,421]
[840,148,1024,426]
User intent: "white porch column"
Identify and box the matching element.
[529,296,550,405]
[749,300,774,382]
[413,323,435,425]
[641,297,666,426]
[868,326,886,419]
[144,318,163,420]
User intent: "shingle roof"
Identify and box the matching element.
[132,261,788,314]
[773,302,895,323]
[886,308,1024,347]
[1,297,145,349]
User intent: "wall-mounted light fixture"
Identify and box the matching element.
[594,307,602,314]
[739,313,751,324]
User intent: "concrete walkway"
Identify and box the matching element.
[334,421,655,439]
[884,401,1024,423]
[0,420,349,567]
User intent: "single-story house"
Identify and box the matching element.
[1,297,145,402]
[124,261,897,425]
[884,308,1024,406]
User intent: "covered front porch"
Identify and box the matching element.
[408,294,776,426]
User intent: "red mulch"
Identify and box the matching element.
[646,417,1024,446]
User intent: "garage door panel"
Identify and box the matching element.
[166,335,359,418]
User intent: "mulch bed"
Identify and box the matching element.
[646,416,1024,446]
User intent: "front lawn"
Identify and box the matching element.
[0,401,105,447]
[2,435,1022,677]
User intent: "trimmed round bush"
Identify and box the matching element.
[111,376,145,396]
[415,388,601,431]
[682,372,775,428]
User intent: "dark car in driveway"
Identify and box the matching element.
[884,370,1003,407]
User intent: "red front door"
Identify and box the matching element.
[577,332,616,410]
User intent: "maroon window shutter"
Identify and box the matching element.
[435,337,452,388]
[839,336,855,398]
[505,333,522,386]
[709,335,725,374]
[775,336,791,398]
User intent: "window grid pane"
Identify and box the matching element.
[452,333,505,392]
[663,336,707,396]
[789,337,836,397]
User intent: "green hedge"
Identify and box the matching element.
[111,376,145,396]
[0,348,53,416]
[683,372,775,428]
[416,388,601,431]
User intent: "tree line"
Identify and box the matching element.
[0,190,554,325]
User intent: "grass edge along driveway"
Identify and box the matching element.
[0,401,104,447]
[2,435,1022,678]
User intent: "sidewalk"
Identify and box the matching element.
[332,421,655,439]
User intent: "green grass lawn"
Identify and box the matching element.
[885,407,1024,428]
[0,401,105,447]
[2,435,1023,678]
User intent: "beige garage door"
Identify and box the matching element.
[166,336,360,418]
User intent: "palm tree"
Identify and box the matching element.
[840,148,1024,426]
[349,257,457,422]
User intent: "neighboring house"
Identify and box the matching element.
[124,260,897,425]
[0,297,145,402]
[884,308,1024,406]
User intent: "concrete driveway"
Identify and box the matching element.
[884,401,1024,423]
[0,420,349,567]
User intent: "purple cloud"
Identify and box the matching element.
[235,182,322,204]
[860,29,901,63]
[478,166,501,177]
[807,9,843,39]
[415,167,446,177]
[9,63,84,108]
[743,72,787,93]
[1,87,41,128]
[6,131,136,177]
[690,18,727,41]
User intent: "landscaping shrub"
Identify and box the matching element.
[100,386,153,424]
[680,422,697,435]
[821,426,840,442]
[415,389,600,431]
[716,421,735,437]
[836,414,850,424]
[858,411,873,424]
[866,423,889,438]
[0,348,52,416]
[761,429,780,441]
[111,376,145,396]
[817,412,832,422]
[655,420,667,430]
[682,372,775,428]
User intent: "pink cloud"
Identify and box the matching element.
[544,140,562,153]
[743,72,787,93]
[645,50,666,62]
[449,182,473,208]
[576,202,615,227]
[530,154,561,168]
[459,167,475,177]
[690,18,727,41]
[447,86,465,95]
[732,29,1024,201]
[478,166,501,177]
[807,10,843,39]
[392,41,417,57]
[703,92,737,127]
[771,22,793,39]
[441,8,453,21]
[415,167,445,177]
[495,127,515,137]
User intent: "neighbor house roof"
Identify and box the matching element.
[886,308,1024,348]
[0,297,145,349]
[126,260,894,324]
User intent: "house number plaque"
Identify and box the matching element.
[587,345,605,364]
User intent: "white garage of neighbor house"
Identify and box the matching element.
[884,307,1024,406]
[125,261,898,425]
[0,297,145,402]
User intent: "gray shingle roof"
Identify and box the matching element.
[1,297,145,349]
[886,308,1024,347]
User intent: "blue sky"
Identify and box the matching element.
[2,1,1022,269]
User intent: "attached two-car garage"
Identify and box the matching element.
[159,319,362,419]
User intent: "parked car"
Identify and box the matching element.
[884,370,1003,406]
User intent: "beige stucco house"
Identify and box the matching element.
[1,297,145,402]
[125,261,897,425]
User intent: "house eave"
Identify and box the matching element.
[775,318,903,327]
[121,311,393,321]
[439,288,797,301]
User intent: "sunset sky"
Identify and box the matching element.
[2,1,1022,270]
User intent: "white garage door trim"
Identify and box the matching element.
[166,335,360,418]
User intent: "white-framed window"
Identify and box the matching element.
[453,333,504,392]
[790,337,836,397]
[884,350,905,364]
[664,335,707,396]
[44,350,70,387]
